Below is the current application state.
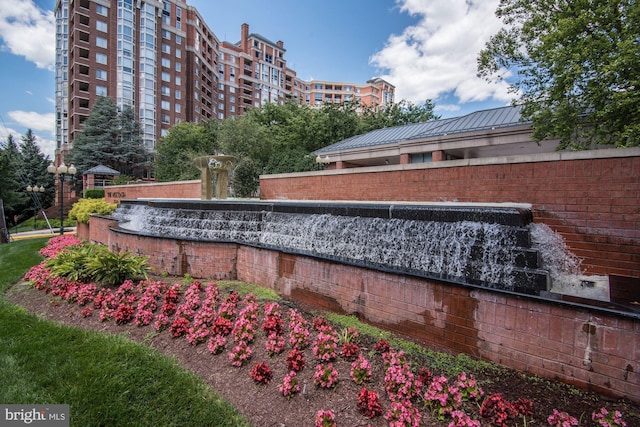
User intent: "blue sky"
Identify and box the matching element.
[0,0,514,160]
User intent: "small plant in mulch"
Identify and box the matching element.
[279,370,300,399]
[286,348,305,372]
[357,386,383,418]
[250,361,273,384]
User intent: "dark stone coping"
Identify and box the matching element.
[122,199,533,227]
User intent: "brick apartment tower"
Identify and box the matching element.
[54,0,395,166]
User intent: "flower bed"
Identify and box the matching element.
[16,235,635,427]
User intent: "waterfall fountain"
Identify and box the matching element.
[111,199,560,296]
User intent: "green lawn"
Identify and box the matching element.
[0,238,251,427]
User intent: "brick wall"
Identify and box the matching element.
[86,215,639,402]
[104,180,200,204]
[261,148,640,279]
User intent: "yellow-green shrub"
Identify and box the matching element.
[69,198,117,224]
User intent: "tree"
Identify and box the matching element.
[19,130,54,209]
[478,0,640,149]
[359,99,440,133]
[155,121,218,182]
[0,135,22,240]
[68,97,149,177]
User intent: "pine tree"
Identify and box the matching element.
[68,97,149,178]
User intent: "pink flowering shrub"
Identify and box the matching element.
[39,234,82,258]
[314,410,336,427]
[207,333,226,354]
[279,371,300,399]
[350,353,372,385]
[229,341,252,367]
[232,316,256,343]
[288,310,310,350]
[449,410,481,427]
[314,363,339,389]
[261,301,283,336]
[384,349,422,402]
[592,407,627,427]
[313,331,338,361]
[265,332,285,356]
[385,400,422,427]
[547,409,579,427]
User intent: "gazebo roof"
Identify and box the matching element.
[83,164,121,176]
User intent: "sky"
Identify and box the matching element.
[0,0,515,161]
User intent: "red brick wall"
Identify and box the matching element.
[87,215,640,402]
[104,180,200,204]
[260,149,640,279]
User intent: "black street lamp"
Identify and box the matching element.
[26,184,45,229]
[47,162,77,235]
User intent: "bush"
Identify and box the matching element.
[69,198,117,224]
[84,188,105,199]
[45,243,149,286]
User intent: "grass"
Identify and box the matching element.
[0,238,251,427]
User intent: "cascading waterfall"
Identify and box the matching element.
[112,200,549,295]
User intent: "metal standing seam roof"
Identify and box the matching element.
[315,105,530,154]
[82,164,121,175]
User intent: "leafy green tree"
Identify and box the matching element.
[359,99,440,133]
[68,97,149,177]
[478,0,640,149]
[155,121,218,181]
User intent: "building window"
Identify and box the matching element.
[162,30,171,40]
[96,20,107,32]
[175,62,181,72]
[229,87,235,93]
[161,114,170,124]
[161,72,170,82]
[175,76,181,86]
[96,69,107,80]
[175,104,181,113]
[162,57,170,68]
[229,105,235,112]
[161,100,170,110]
[162,43,170,54]
[161,86,170,96]
[96,4,108,16]
[175,89,181,99]
[96,85,107,96]
[175,35,182,45]
[96,36,107,49]
[218,93,224,99]
[96,52,107,64]
[175,48,181,58]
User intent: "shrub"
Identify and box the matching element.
[68,198,117,224]
[84,188,105,199]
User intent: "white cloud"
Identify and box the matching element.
[8,110,55,135]
[0,125,55,161]
[3,110,56,159]
[0,0,55,69]
[371,0,514,106]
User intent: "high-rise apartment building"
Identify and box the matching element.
[54,0,394,164]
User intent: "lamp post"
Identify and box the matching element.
[47,162,77,235]
[26,184,45,229]
[315,154,330,170]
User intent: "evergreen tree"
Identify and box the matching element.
[68,97,149,177]
[0,135,24,235]
[19,129,55,209]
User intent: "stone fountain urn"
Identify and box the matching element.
[193,154,235,200]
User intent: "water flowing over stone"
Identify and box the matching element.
[112,200,550,295]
